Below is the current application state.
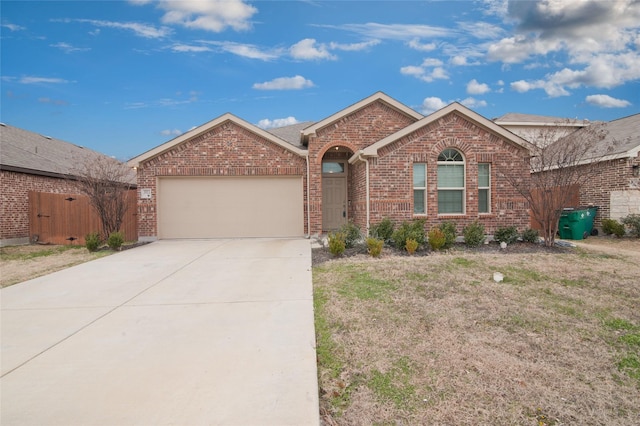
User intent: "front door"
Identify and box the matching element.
[322,176,347,231]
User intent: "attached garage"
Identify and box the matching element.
[157,176,304,238]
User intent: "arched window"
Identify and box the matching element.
[437,148,465,214]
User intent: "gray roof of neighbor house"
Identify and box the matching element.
[267,121,314,148]
[0,123,135,183]
[494,112,588,125]
[580,113,640,161]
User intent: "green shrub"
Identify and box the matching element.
[366,237,383,258]
[463,221,485,247]
[602,218,625,238]
[427,228,446,251]
[438,221,457,249]
[622,214,640,238]
[370,217,395,244]
[328,232,346,257]
[339,221,361,248]
[391,219,426,251]
[107,231,124,251]
[494,226,519,244]
[85,232,102,252]
[521,228,540,244]
[405,238,418,254]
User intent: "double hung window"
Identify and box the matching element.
[437,149,465,214]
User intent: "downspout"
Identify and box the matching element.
[350,151,371,236]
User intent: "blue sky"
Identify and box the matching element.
[2,0,639,160]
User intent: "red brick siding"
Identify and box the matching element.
[368,112,531,234]
[1,170,78,241]
[577,155,639,228]
[308,101,419,233]
[136,121,307,238]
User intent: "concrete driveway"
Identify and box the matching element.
[1,239,319,426]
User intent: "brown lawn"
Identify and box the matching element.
[313,238,640,425]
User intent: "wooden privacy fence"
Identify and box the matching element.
[29,190,137,245]
[530,185,580,231]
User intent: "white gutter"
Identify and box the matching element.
[349,151,371,235]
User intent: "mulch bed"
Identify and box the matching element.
[312,241,571,266]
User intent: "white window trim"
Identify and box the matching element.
[413,163,427,215]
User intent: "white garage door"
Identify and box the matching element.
[157,177,304,238]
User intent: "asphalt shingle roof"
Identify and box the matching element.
[266,121,314,148]
[582,113,640,160]
[0,123,135,183]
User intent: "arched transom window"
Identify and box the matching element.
[437,148,465,214]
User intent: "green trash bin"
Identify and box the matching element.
[558,206,598,240]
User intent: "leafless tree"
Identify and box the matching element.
[72,155,135,240]
[504,120,612,247]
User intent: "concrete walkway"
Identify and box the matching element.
[1,239,319,426]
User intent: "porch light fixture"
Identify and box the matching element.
[633,165,639,177]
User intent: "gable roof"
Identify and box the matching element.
[360,102,535,158]
[127,113,307,167]
[301,91,423,141]
[0,123,134,183]
[574,113,640,162]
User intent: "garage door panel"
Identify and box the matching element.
[158,177,303,238]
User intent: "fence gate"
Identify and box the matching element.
[29,191,137,245]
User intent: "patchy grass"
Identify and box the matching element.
[0,244,112,288]
[314,247,640,425]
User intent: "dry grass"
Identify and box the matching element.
[0,244,111,288]
[314,241,640,425]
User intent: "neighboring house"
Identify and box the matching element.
[128,92,534,240]
[494,112,590,146]
[0,123,134,246]
[561,113,640,225]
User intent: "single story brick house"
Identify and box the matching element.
[0,123,136,246]
[558,113,640,226]
[128,92,534,240]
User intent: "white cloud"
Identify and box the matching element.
[1,22,25,31]
[155,0,257,32]
[407,38,436,51]
[325,23,456,40]
[75,18,171,39]
[50,42,91,53]
[585,94,631,108]
[450,55,469,66]
[290,38,336,60]
[257,117,299,129]
[420,97,448,114]
[457,21,505,39]
[401,58,449,83]
[486,1,640,95]
[160,129,182,136]
[329,40,380,51]
[170,44,212,53]
[252,75,314,90]
[460,97,488,109]
[197,41,280,60]
[19,76,70,84]
[466,79,490,95]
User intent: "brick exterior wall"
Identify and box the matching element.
[367,112,531,235]
[307,100,418,234]
[577,154,640,228]
[1,170,78,242]
[136,121,307,238]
